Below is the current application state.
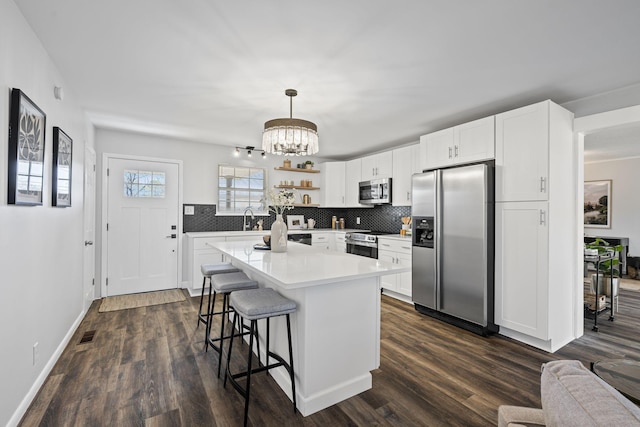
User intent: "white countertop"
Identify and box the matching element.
[209,240,409,289]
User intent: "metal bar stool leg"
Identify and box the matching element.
[196,275,207,329]
[286,313,296,412]
[243,319,256,427]
[204,287,217,351]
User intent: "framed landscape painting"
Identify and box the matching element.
[52,127,72,207]
[584,180,611,228]
[8,88,46,205]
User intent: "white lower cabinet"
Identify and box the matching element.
[312,233,332,250]
[378,237,412,298]
[495,200,575,352]
[186,236,225,291]
[495,202,549,340]
[334,232,346,252]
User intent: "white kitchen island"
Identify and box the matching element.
[209,240,409,416]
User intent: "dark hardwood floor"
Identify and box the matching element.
[19,288,640,426]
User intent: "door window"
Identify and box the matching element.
[123,170,166,198]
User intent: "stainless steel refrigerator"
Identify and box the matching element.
[411,161,497,335]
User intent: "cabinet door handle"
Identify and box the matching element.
[454,145,459,157]
[540,177,546,193]
[448,147,452,159]
[539,210,546,226]
[407,191,410,201]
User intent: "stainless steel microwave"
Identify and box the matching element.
[359,178,392,204]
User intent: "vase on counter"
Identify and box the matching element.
[271,214,288,252]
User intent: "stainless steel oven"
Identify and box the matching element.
[345,232,379,259]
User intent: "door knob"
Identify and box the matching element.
[84,240,93,246]
[165,234,177,239]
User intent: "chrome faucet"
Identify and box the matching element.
[243,207,255,231]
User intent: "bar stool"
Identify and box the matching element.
[207,271,259,376]
[197,263,239,345]
[224,288,297,426]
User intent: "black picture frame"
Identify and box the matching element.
[8,88,46,205]
[52,127,73,207]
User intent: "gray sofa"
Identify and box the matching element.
[498,360,640,426]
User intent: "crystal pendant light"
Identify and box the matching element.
[262,89,318,156]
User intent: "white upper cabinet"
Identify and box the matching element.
[345,158,364,207]
[392,144,420,206]
[455,116,495,165]
[495,102,550,202]
[420,116,495,170]
[361,151,393,181]
[320,162,346,207]
[420,127,454,170]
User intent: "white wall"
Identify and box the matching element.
[585,158,640,256]
[0,0,89,425]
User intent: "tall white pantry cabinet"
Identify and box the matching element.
[494,100,576,353]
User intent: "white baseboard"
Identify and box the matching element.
[381,289,413,304]
[8,309,86,427]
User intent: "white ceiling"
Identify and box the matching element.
[584,122,640,163]
[14,0,640,160]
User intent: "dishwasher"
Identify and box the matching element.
[287,233,312,245]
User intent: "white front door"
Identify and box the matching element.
[106,157,180,296]
[83,146,96,310]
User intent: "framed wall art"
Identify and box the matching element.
[8,88,46,205]
[584,180,611,228]
[52,127,72,207]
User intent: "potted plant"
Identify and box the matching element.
[304,160,314,170]
[585,237,623,296]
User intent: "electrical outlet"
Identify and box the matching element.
[33,342,39,366]
[356,217,361,225]
[184,205,195,215]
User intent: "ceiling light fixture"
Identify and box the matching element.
[234,146,266,159]
[262,89,318,156]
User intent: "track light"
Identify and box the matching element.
[234,146,265,159]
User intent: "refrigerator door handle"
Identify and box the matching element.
[435,170,443,310]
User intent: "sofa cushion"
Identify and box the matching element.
[541,360,640,426]
[497,405,546,427]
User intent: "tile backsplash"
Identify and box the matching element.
[183,204,411,234]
